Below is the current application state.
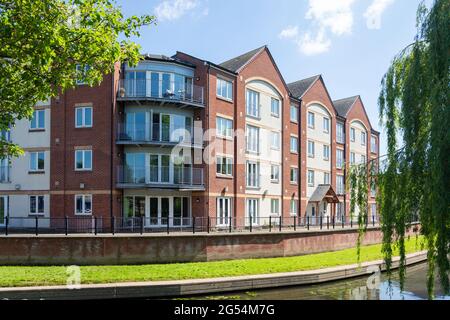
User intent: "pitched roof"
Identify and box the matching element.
[219,46,266,72]
[309,184,339,203]
[287,75,321,98]
[333,96,359,117]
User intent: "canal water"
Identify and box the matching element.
[184,263,450,300]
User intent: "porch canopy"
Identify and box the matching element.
[309,184,340,204]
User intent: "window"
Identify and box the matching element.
[271,98,280,117]
[30,110,45,130]
[371,184,376,197]
[350,152,356,165]
[371,135,377,153]
[246,89,260,118]
[290,105,298,122]
[216,78,233,100]
[246,161,259,188]
[29,195,44,215]
[30,152,45,172]
[350,127,356,142]
[290,167,298,184]
[290,136,298,153]
[216,117,233,139]
[361,155,366,164]
[246,125,260,153]
[308,112,315,128]
[337,122,345,143]
[271,165,280,183]
[76,64,90,85]
[271,132,280,150]
[270,199,279,215]
[307,140,315,158]
[75,194,92,215]
[290,199,297,215]
[336,149,344,169]
[371,204,377,218]
[75,107,93,128]
[247,199,259,225]
[216,156,232,176]
[323,145,330,161]
[361,131,366,146]
[337,175,345,194]
[308,170,315,186]
[323,117,330,133]
[324,172,330,184]
[75,149,92,171]
[217,197,231,226]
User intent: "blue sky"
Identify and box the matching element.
[117,0,430,155]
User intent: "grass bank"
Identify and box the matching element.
[0,236,424,287]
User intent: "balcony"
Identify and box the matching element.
[117,122,202,148]
[117,79,205,108]
[117,165,204,190]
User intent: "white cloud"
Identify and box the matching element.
[305,0,356,36]
[279,26,299,39]
[154,0,199,21]
[364,0,395,29]
[297,28,331,55]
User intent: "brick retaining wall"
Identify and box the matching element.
[0,226,419,266]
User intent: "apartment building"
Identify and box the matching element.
[0,45,379,229]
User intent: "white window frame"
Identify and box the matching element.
[30,109,45,130]
[290,199,297,216]
[308,170,315,187]
[337,175,345,195]
[290,105,298,123]
[290,167,298,184]
[75,149,92,171]
[75,194,92,215]
[323,144,330,161]
[29,151,45,172]
[337,122,345,143]
[217,197,231,226]
[247,198,260,225]
[271,98,280,117]
[324,172,330,185]
[323,117,330,133]
[270,165,280,183]
[361,155,366,164]
[76,64,89,85]
[246,161,260,188]
[271,131,280,150]
[350,127,356,142]
[216,156,233,176]
[336,149,344,169]
[270,199,280,216]
[75,106,93,128]
[371,135,377,153]
[350,152,356,165]
[307,140,315,158]
[308,112,315,128]
[361,131,366,146]
[246,89,260,118]
[246,125,260,154]
[216,78,233,101]
[290,136,298,153]
[216,116,233,139]
[29,195,45,215]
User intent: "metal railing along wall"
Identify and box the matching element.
[0,214,420,236]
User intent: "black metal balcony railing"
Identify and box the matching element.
[118,79,205,106]
[116,123,201,147]
[117,165,204,188]
[0,166,10,183]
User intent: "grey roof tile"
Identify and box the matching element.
[287,75,321,98]
[333,96,359,117]
[219,46,266,72]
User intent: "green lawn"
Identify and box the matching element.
[0,236,424,287]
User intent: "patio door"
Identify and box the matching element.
[125,112,147,141]
[0,196,8,226]
[246,199,259,226]
[148,197,170,227]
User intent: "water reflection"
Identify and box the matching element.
[186,263,450,300]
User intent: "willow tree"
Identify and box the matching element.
[0,0,154,158]
[351,0,449,298]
